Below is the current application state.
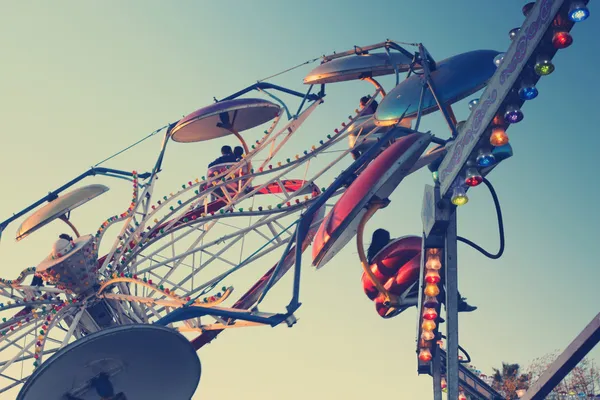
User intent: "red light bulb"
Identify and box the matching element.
[425,270,441,284]
[423,308,438,321]
[553,31,573,49]
[464,167,483,187]
[419,348,433,362]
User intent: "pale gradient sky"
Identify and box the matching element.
[1,1,599,399]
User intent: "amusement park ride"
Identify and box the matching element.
[0,0,595,398]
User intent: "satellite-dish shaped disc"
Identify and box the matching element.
[304,52,413,85]
[171,98,281,143]
[375,50,500,125]
[16,184,109,242]
[312,131,432,269]
[18,324,201,400]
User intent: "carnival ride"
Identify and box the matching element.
[0,0,593,398]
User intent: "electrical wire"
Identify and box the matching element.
[93,124,170,167]
[457,177,505,260]
[257,56,321,83]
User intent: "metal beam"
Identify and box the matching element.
[521,312,600,400]
[445,210,460,400]
[439,349,504,400]
[437,0,570,197]
[432,347,443,400]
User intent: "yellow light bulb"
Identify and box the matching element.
[422,319,436,332]
[451,186,469,206]
[424,283,440,297]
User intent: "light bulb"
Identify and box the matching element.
[509,27,520,40]
[476,148,495,167]
[426,256,442,270]
[522,2,534,16]
[504,105,524,124]
[422,319,436,332]
[490,127,509,147]
[421,330,435,341]
[423,308,438,320]
[451,186,469,206]
[468,99,479,111]
[425,270,441,284]
[424,283,440,297]
[419,348,433,362]
[464,167,483,187]
[534,55,555,76]
[424,296,439,308]
[493,53,505,67]
[569,2,590,22]
[552,31,573,49]
[519,82,538,100]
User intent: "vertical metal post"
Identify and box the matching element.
[432,347,443,400]
[445,209,459,399]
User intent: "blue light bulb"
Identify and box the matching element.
[476,150,496,168]
[569,4,590,22]
[519,85,538,101]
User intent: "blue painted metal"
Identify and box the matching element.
[255,225,297,305]
[375,50,500,122]
[0,167,151,237]
[295,84,314,116]
[154,305,288,327]
[151,124,176,176]
[219,82,322,103]
[157,122,410,327]
[418,44,460,139]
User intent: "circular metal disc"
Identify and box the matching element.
[375,50,500,124]
[16,184,109,242]
[312,132,431,269]
[171,98,281,143]
[303,52,413,85]
[18,324,201,400]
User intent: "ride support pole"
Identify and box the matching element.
[445,210,460,399]
[432,346,443,400]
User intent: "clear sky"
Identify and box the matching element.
[1,1,599,399]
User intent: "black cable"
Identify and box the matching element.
[457,177,505,260]
[439,334,471,364]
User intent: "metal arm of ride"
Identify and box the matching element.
[0,167,152,237]
[415,43,458,138]
[155,304,291,327]
[157,126,409,329]
[286,122,413,314]
[218,82,323,104]
[322,40,416,63]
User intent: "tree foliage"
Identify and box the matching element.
[525,352,600,399]
[492,362,530,400]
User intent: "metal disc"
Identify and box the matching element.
[171,98,280,143]
[18,324,201,399]
[375,50,500,124]
[303,52,413,85]
[16,184,109,242]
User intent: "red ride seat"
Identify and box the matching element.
[361,235,422,318]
